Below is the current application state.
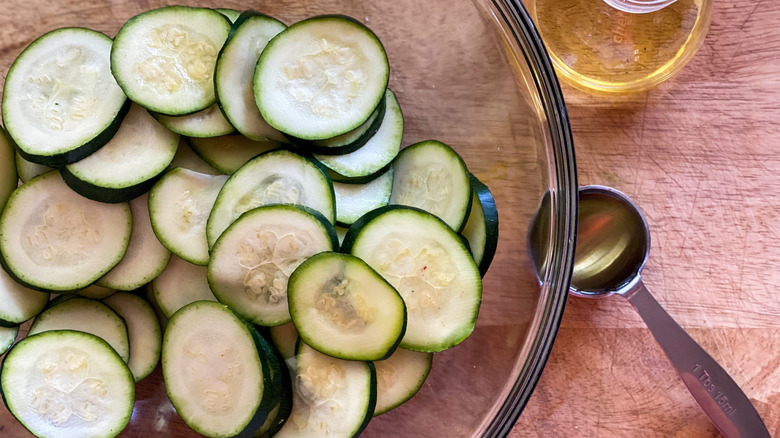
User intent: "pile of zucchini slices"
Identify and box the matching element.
[0,6,499,438]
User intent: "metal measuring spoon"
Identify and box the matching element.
[531,185,770,438]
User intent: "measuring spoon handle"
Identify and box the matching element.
[623,280,770,438]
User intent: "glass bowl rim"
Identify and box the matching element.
[480,0,577,436]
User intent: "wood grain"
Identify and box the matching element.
[512,0,780,436]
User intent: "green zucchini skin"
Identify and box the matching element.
[239,323,279,436]
[261,342,293,437]
[0,128,18,211]
[15,99,131,167]
[355,361,378,437]
[285,97,387,156]
[468,173,499,276]
[323,162,393,185]
[60,165,166,204]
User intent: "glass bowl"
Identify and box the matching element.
[0,0,576,436]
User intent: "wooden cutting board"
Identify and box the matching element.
[512,0,780,436]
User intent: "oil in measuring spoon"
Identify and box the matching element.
[526,0,711,93]
[572,192,647,293]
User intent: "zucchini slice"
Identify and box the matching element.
[342,206,482,352]
[162,301,270,438]
[98,193,172,290]
[152,103,235,137]
[1,330,134,438]
[253,328,290,436]
[374,348,432,415]
[288,252,406,361]
[152,254,218,318]
[206,149,335,248]
[335,225,349,246]
[111,6,231,115]
[208,204,337,326]
[0,326,18,355]
[215,11,287,142]
[254,15,389,140]
[289,97,386,155]
[61,103,179,203]
[461,173,499,276]
[269,322,299,360]
[15,151,52,184]
[170,138,223,175]
[0,171,132,292]
[3,28,129,166]
[314,88,403,178]
[390,140,472,232]
[333,165,393,226]
[0,128,18,211]
[187,134,279,174]
[215,8,241,23]
[77,284,117,300]
[149,168,229,265]
[103,292,162,383]
[274,342,376,438]
[29,297,131,363]
[0,264,49,327]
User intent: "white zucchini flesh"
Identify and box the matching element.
[206,149,335,248]
[374,348,432,415]
[288,252,406,361]
[333,166,393,225]
[111,6,231,115]
[215,12,287,142]
[28,297,131,363]
[64,103,179,190]
[77,284,117,300]
[0,264,49,326]
[152,254,218,318]
[153,103,235,137]
[169,138,223,175]
[254,16,389,140]
[208,205,337,327]
[2,28,127,161]
[275,342,375,438]
[103,292,161,383]
[0,326,18,354]
[149,168,228,265]
[315,89,403,178]
[15,151,52,184]
[345,207,482,352]
[0,171,132,291]
[0,128,18,210]
[187,135,280,174]
[0,330,134,438]
[98,193,172,290]
[162,301,266,438]
[389,140,472,232]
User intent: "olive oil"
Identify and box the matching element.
[571,191,647,293]
[526,0,712,93]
